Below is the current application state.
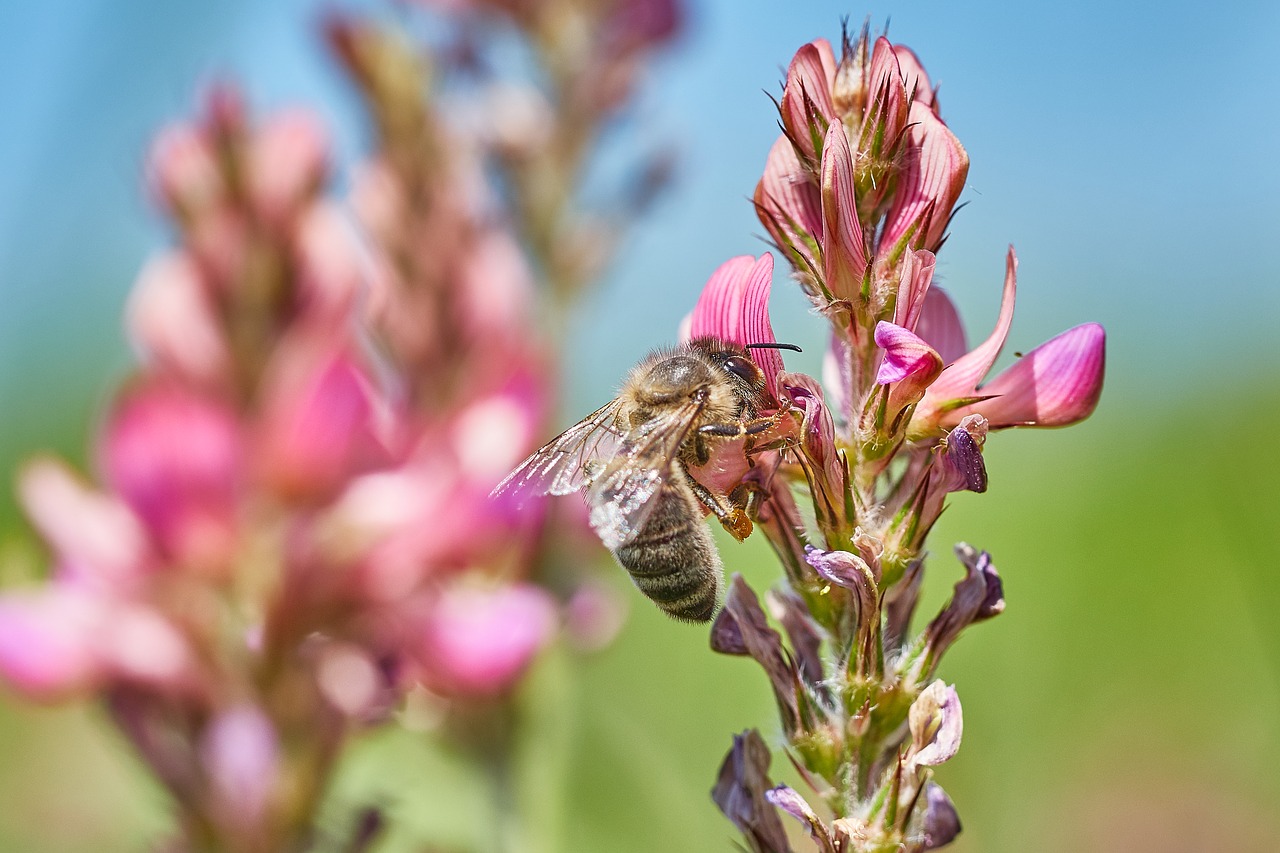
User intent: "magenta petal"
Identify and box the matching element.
[976,323,1106,428]
[103,382,242,565]
[0,589,104,701]
[687,254,783,399]
[820,122,868,302]
[875,322,942,386]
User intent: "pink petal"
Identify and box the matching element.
[416,583,557,698]
[875,322,943,387]
[687,254,783,400]
[892,44,934,108]
[882,101,969,252]
[0,588,104,701]
[101,603,195,688]
[248,109,328,226]
[971,323,1106,428]
[126,252,229,384]
[102,382,243,567]
[780,40,838,163]
[257,340,383,503]
[19,458,149,586]
[892,248,937,333]
[861,37,910,148]
[820,122,868,301]
[755,136,821,274]
[915,286,968,365]
[922,247,1018,405]
[292,203,363,321]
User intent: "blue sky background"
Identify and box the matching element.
[0,0,1277,437]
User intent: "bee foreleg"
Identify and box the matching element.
[697,407,792,439]
[686,473,755,542]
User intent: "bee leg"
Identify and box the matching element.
[685,474,754,542]
[697,406,795,440]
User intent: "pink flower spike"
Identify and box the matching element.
[820,121,868,302]
[258,340,384,503]
[780,40,838,164]
[974,323,1107,428]
[416,583,557,698]
[0,588,105,702]
[686,254,784,400]
[102,382,242,569]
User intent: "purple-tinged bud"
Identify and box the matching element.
[711,730,792,853]
[711,575,801,735]
[920,783,962,849]
[908,681,963,769]
[937,416,989,494]
[766,785,836,853]
[914,545,1004,677]
[803,546,880,677]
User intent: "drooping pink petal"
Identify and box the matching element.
[968,322,1106,428]
[882,101,969,253]
[892,248,937,333]
[0,588,105,701]
[686,254,784,400]
[779,40,838,164]
[755,136,821,276]
[915,285,968,365]
[102,381,243,568]
[18,458,150,586]
[820,122,868,302]
[414,583,557,698]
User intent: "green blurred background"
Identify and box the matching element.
[1,1,1277,850]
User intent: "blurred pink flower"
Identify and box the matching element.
[412,583,557,698]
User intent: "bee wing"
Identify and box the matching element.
[491,399,628,501]
[588,397,705,550]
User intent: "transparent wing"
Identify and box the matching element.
[491,399,627,501]
[588,397,704,550]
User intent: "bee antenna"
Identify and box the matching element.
[745,342,803,353]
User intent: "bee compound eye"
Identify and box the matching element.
[722,356,757,382]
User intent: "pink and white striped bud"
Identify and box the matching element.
[779,40,837,168]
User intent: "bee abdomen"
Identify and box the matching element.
[614,484,722,623]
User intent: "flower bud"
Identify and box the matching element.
[711,730,791,853]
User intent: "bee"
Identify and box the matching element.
[492,337,799,622]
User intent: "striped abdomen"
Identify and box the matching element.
[613,477,722,622]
